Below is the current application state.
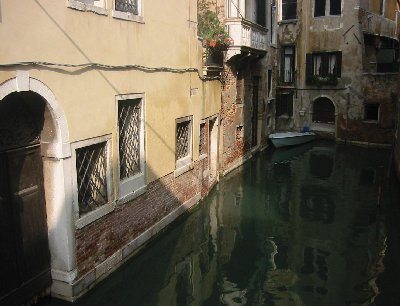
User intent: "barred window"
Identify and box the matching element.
[115,0,138,15]
[199,122,206,156]
[175,116,193,174]
[176,120,191,160]
[76,142,108,216]
[118,99,141,180]
[117,94,146,204]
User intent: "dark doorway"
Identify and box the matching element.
[251,77,260,147]
[312,97,335,124]
[0,92,51,306]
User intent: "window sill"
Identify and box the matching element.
[67,0,108,15]
[278,19,297,25]
[313,15,342,18]
[174,161,194,178]
[76,202,115,229]
[117,185,146,205]
[112,10,144,23]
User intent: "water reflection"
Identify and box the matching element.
[41,141,400,306]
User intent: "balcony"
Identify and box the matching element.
[225,18,268,60]
[358,8,398,39]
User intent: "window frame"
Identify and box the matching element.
[112,0,144,23]
[116,93,146,205]
[281,0,297,21]
[71,135,114,229]
[281,46,296,84]
[364,103,380,122]
[275,92,294,118]
[67,0,108,15]
[306,51,342,84]
[313,0,342,17]
[175,116,193,177]
[199,120,207,159]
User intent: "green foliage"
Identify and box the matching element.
[197,0,232,49]
[307,74,338,87]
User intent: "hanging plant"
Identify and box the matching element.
[197,0,233,50]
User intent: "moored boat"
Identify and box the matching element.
[269,131,316,148]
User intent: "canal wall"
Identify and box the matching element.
[67,157,216,300]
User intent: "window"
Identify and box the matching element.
[276,92,293,117]
[314,0,341,17]
[236,70,244,104]
[67,0,107,15]
[72,135,113,228]
[282,0,297,20]
[256,0,266,26]
[281,46,296,83]
[364,34,399,73]
[175,116,193,175]
[117,94,146,203]
[364,104,379,121]
[113,0,143,22]
[306,52,342,84]
[199,122,206,156]
[267,69,273,98]
[377,49,399,73]
[270,1,277,44]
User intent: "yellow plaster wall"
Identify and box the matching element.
[0,0,221,183]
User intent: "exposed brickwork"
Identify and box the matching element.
[75,160,208,277]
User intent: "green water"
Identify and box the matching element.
[43,141,400,306]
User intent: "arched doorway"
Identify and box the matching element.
[0,92,51,305]
[312,97,335,124]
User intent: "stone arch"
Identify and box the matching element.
[0,73,76,300]
[312,96,336,124]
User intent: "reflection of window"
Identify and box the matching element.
[310,152,333,179]
[314,0,341,17]
[364,103,379,121]
[276,92,293,117]
[282,0,297,20]
[360,168,376,185]
[281,46,296,83]
[307,52,342,78]
[300,186,335,224]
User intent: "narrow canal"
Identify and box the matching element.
[42,141,400,306]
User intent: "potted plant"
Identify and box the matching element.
[198,0,233,66]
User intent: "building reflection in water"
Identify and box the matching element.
[47,142,399,306]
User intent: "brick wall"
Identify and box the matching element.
[75,158,211,277]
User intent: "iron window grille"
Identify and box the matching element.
[176,120,191,161]
[118,99,141,180]
[115,0,138,14]
[76,142,108,216]
[199,123,206,156]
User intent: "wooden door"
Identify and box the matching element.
[0,145,51,306]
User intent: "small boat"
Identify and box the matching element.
[269,131,316,148]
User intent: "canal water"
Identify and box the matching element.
[41,141,400,306]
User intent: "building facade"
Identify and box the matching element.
[0,0,222,303]
[275,0,399,145]
[206,0,277,174]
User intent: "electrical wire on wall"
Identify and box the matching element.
[0,61,222,82]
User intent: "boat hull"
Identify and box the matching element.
[269,132,316,148]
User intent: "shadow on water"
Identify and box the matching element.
[41,141,400,306]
